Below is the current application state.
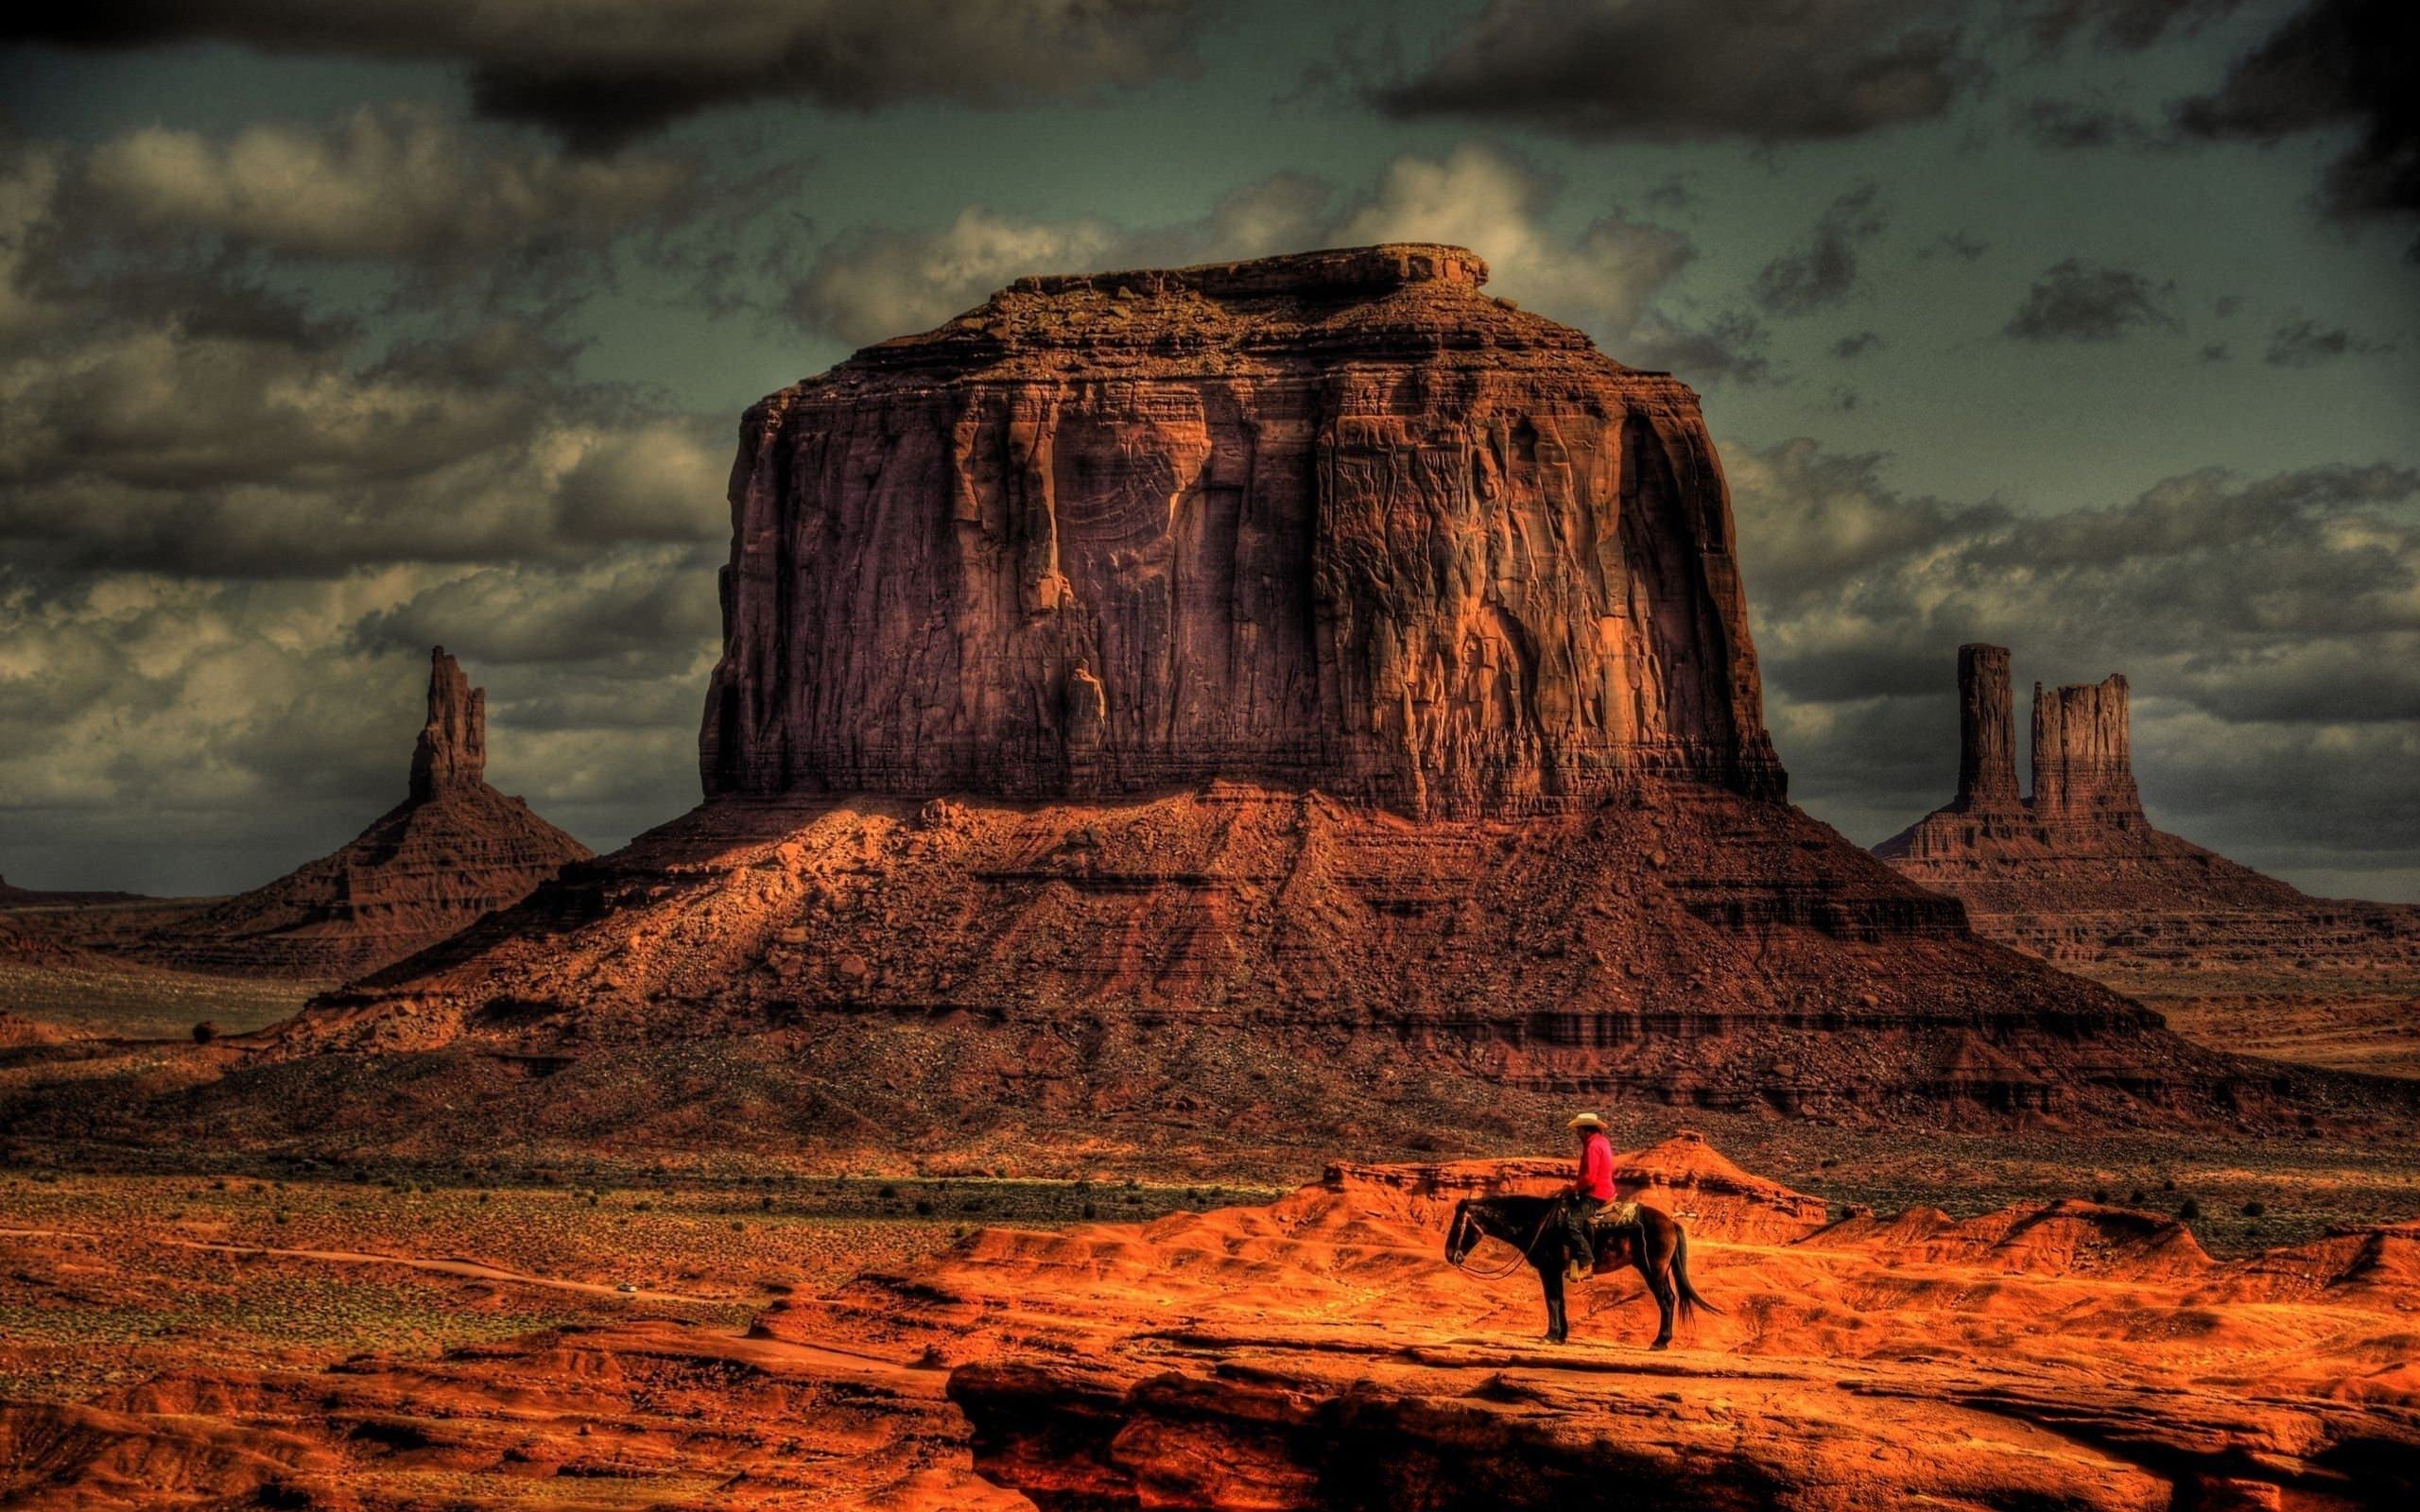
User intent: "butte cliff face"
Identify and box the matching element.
[129,649,592,983]
[700,244,1780,817]
[1878,646,2420,1074]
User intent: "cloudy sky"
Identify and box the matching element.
[1,0,2414,900]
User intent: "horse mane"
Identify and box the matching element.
[1467,1192,1561,1224]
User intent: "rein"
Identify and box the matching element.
[1452,1205,1557,1280]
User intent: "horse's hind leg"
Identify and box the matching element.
[1541,1266,1568,1344]
[1643,1262,1676,1349]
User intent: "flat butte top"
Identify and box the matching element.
[788,243,1678,395]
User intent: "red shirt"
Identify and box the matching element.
[1575,1131,1616,1201]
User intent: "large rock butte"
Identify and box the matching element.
[1878,645,2420,1075]
[700,242,1781,816]
[128,649,592,982]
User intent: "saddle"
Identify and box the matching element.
[1568,1198,1644,1281]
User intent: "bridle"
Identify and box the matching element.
[1447,1200,1557,1280]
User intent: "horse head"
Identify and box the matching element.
[1444,1198,1478,1264]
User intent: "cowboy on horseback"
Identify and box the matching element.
[1563,1110,1616,1280]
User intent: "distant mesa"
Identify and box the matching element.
[1877,644,2420,1075]
[127,647,592,983]
[0,875,149,909]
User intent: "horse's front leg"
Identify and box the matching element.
[1540,1263,1568,1344]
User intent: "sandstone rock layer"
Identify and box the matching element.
[130,649,591,983]
[252,778,2329,1150]
[701,244,1781,816]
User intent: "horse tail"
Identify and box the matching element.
[1671,1224,1723,1321]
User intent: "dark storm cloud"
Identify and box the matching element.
[1753,183,1887,316]
[1921,230,1991,262]
[2264,317,2394,366]
[63,104,700,266]
[0,114,740,887]
[2172,0,2420,253]
[1729,438,2420,866]
[2020,0,2248,50]
[2013,98,2153,149]
[351,549,724,667]
[1726,440,2009,617]
[0,114,735,577]
[1831,331,1886,359]
[2002,258,2180,341]
[1370,0,1976,143]
[9,1,1208,149]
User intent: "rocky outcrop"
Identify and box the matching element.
[1878,646,2420,1076]
[407,648,486,800]
[700,243,1782,816]
[779,1144,2418,1511]
[128,649,591,983]
[2031,673,2141,819]
[1955,643,2020,811]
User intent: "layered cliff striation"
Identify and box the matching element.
[129,649,592,983]
[700,244,1780,816]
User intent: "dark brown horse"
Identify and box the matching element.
[1443,1194,1720,1348]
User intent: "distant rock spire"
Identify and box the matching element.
[1953,644,2020,812]
[408,646,487,800]
[2030,675,2142,820]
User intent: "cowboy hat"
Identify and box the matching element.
[1565,1111,1606,1130]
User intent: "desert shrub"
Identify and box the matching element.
[2241,1200,2266,1217]
[2177,1197,2202,1221]
[191,1021,219,1043]
[913,1198,934,1216]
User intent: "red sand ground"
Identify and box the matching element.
[3,1134,2411,1510]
